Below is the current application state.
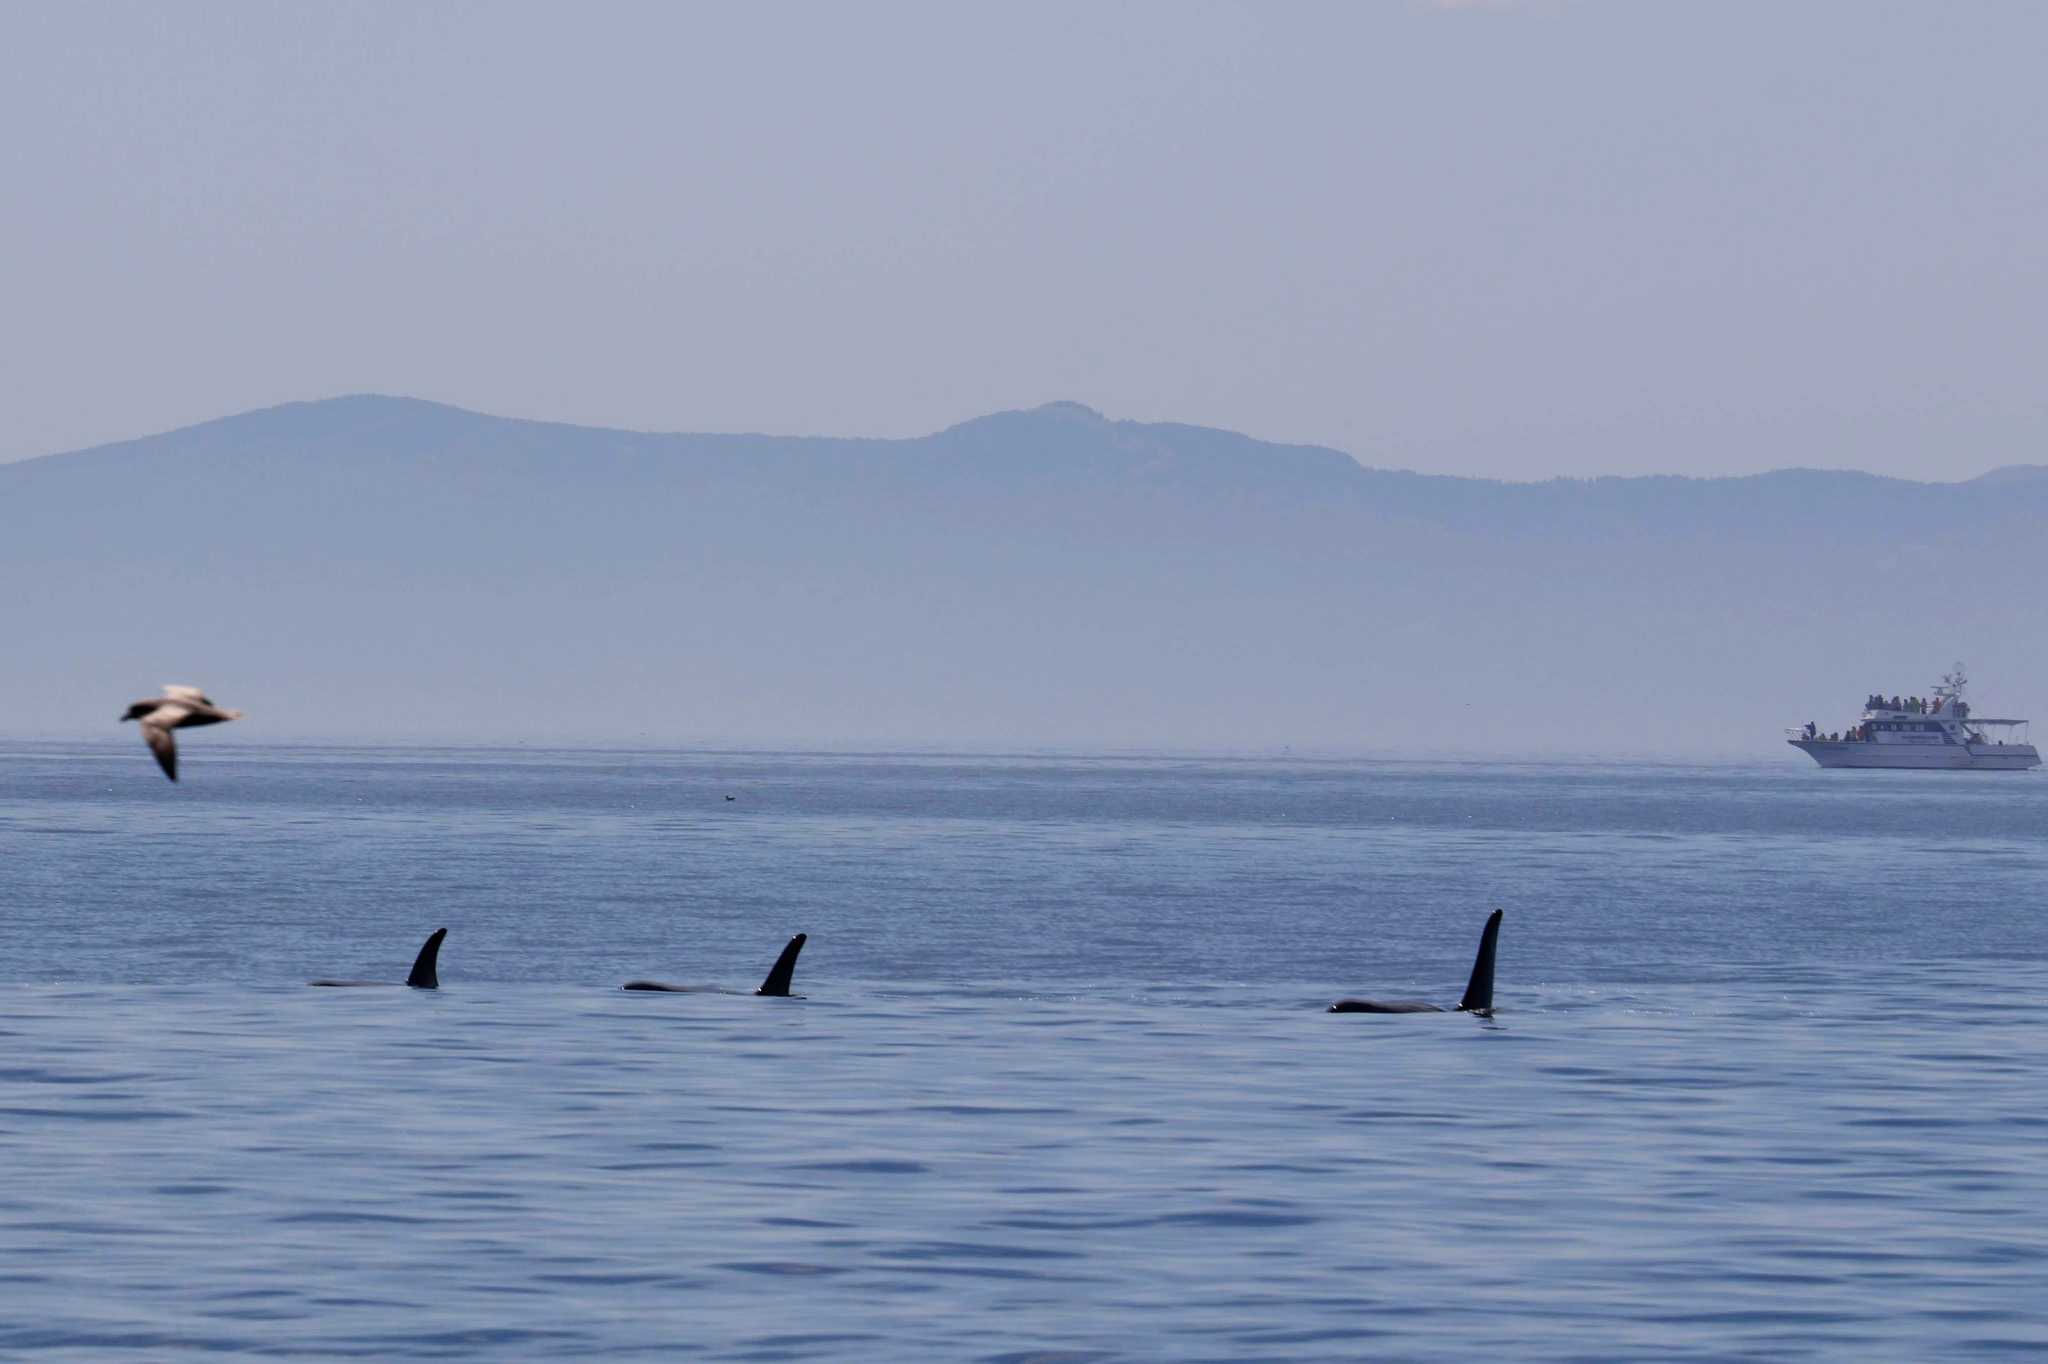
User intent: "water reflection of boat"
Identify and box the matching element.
[1787,665,2039,771]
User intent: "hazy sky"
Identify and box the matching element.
[6,1,2044,479]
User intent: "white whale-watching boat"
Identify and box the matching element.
[1788,666,2038,770]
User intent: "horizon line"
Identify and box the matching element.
[0,731,1816,768]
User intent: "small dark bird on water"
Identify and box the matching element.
[120,685,244,782]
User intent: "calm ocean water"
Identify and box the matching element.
[2,741,2044,1360]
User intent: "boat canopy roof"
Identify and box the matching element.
[1964,717,2029,726]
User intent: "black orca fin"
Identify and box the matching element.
[755,933,806,997]
[1455,909,1502,1014]
[406,928,447,990]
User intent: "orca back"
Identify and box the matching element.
[407,928,448,990]
[1456,909,1503,1014]
[756,933,806,997]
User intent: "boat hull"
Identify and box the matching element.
[1789,740,2041,771]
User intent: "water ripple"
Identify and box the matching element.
[2,748,2046,1358]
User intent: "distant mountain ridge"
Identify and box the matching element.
[5,395,2044,752]
[1968,464,2048,484]
[11,393,2024,489]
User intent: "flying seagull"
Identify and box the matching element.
[120,685,244,782]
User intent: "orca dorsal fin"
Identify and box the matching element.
[755,933,806,997]
[406,928,447,990]
[1456,909,1502,1014]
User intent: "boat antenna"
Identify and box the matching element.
[1937,662,1967,700]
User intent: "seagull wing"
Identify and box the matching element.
[162,685,212,705]
[141,722,178,782]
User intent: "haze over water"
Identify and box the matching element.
[4,742,2043,1359]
